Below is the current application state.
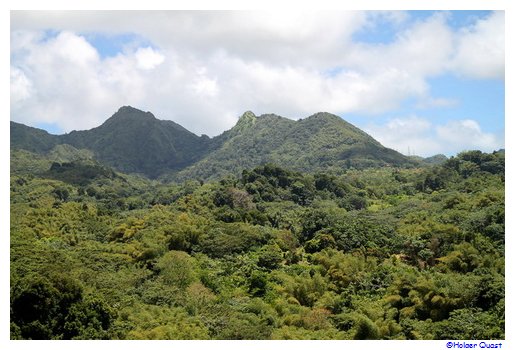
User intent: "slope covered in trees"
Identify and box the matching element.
[60,106,211,178]
[171,111,415,182]
[10,149,504,339]
[11,107,211,178]
[10,121,60,153]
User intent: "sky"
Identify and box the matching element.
[10,10,505,157]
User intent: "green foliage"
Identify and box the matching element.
[11,273,114,339]
[432,308,504,339]
[257,243,283,270]
[10,149,504,339]
[48,161,118,185]
[175,112,416,182]
[198,223,270,258]
[62,296,114,339]
[156,251,196,289]
[353,315,380,339]
[121,303,210,339]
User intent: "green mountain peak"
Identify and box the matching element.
[234,111,257,130]
[240,110,256,119]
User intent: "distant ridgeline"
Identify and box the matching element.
[13,106,433,181]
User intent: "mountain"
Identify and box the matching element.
[171,111,416,181]
[422,154,448,165]
[11,107,416,180]
[10,121,59,153]
[408,154,448,166]
[60,106,211,178]
[11,107,210,178]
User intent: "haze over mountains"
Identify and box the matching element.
[11,106,423,180]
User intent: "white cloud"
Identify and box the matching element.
[344,13,454,77]
[436,119,501,152]
[365,116,504,157]
[451,11,504,79]
[9,11,366,69]
[9,11,505,140]
[10,30,161,131]
[10,67,33,105]
[365,116,440,156]
[189,67,219,97]
[135,47,164,70]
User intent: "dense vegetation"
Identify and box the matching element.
[11,106,417,180]
[10,148,504,340]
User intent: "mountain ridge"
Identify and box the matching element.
[170,110,415,182]
[11,106,417,180]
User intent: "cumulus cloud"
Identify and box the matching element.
[9,11,504,139]
[436,119,501,151]
[10,30,164,131]
[365,116,440,156]
[365,116,504,157]
[344,12,454,77]
[450,11,504,79]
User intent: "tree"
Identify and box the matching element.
[156,251,196,289]
[10,274,105,340]
[257,244,283,270]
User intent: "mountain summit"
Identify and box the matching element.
[235,111,257,127]
[59,106,211,178]
[172,111,414,181]
[11,107,416,179]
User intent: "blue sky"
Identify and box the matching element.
[347,11,504,156]
[10,10,504,156]
[86,33,156,59]
[354,11,492,42]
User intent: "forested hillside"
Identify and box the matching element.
[10,149,504,340]
[171,111,415,182]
